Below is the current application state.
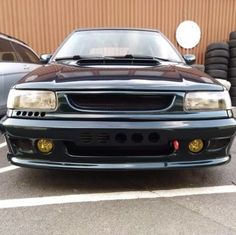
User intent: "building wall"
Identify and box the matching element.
[1,0,236,64]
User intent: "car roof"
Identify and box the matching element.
[73,28,160,33]
[0,32,39,57]
[0,32,28,46]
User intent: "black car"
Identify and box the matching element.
[1,28,236,170]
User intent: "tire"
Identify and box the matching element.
[231,97,236,106]
[205,49,229,59]
[229,58,236,67]
[211,76,228,81]
[230,87,236,96]
[205,64,228,71]
[230,48,236,58]
[229,40,236,48]
[205,69,227,79]
[206,42,229,52]
[205,57,228,65]
[229,68,236,77]
[230,31,236,40]
[228,77,236,86]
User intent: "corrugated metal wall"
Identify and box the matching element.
[1,0,236,64]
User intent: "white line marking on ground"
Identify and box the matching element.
[0,185,235,209]
[0,165,19,174]
[0,142,7,149]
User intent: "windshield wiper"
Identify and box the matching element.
[55,55,106,61]
[105,54,180,63]
[55,55,82,61]
[55,54,180,65]
[123,55,180,63]
[153,57,181,63]
[55,54,179,62]
[106,54,158,60]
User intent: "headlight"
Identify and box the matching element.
[7,89,57,111]
[184,91,232,111]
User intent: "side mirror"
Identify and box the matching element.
[40,54,52,64]
[183,54,196,65]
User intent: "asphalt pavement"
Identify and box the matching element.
[0,133,235,235]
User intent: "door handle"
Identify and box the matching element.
[23,65,30,70]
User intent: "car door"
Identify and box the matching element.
[0,38,20,115]
[11,41,41,73]
[0,39,41,116]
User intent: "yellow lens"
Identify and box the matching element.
[37,139,54,154]
[188,139,204,153]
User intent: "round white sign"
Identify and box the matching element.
[176,21,201,49]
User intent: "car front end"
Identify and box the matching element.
[1,28,236,170]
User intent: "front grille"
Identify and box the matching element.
[67,93,174,112]
[64,130,173,157]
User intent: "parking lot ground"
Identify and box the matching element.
[0,135,236,234]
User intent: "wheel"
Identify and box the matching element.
[229,40,236,48]
[206,42,229,51]
[205,57,228,65]
[229,31,236,40]
[230,48,236,58]
[205,69,227,79]
[205,49,229,59]
[205,64,228,71]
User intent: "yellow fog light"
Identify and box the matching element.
[37,139,54,154]
[188,139,204,153]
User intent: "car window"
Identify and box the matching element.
[11,42,40,64]
[0,38,18,62]
[54,30,183,62]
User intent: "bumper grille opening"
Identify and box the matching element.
[68,93,174,112]
[10,138,34,154]
[65,142,173,157]
[208,138,231,150]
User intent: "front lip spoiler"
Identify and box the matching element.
[9,156,230,171]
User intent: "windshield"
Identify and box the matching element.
[53,30,183,62]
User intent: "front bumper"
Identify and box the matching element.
[9,156,230,170]
[1,118,236,170]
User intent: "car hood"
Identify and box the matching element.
[14,62,223,91]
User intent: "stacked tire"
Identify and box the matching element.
[205,42,229,81]
[228,32,236,106]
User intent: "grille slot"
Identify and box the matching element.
[68,93,174,112]
[80,133,93,143]
[97,133,110,143]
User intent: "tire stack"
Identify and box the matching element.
[228,32,236,106]
[205,42,229,82]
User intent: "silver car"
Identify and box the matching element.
[0,33,41,116]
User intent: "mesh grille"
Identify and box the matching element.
[68,93,174,112]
